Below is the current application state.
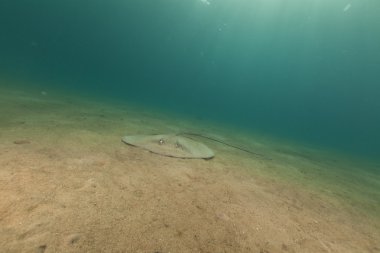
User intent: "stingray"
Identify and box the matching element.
[121,134,215,159]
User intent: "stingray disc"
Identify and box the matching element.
[121,134,214,159]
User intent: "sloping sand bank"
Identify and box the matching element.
[1,84,379,253]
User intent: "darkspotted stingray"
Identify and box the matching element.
[122,134,215,159]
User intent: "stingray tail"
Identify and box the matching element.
[177,132,271,160]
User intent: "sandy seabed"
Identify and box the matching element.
[0,82,379,253]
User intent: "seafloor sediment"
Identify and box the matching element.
[0,83,379,253]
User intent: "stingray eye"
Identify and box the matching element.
[175,141,182,149]
[158,139,165,145]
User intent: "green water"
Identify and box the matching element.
[1,0,380,160]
